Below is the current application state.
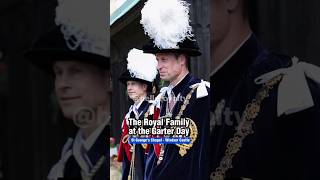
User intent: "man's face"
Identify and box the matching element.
[53,61,109,120]
[212,0,231,46]
[126,81,147,102]
[156,53,184,82]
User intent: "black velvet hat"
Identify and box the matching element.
[142,37,201,57]
[24,27,109,72]
[118,70,153,92]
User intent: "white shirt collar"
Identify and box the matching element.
[72,119,108,173]
[50,120,108,176]
[73,132,89,173]
[133,97,145,110]
[167,73,188,97]
[210,33,252,76]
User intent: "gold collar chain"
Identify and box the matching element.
[211,75,283,180]
[81,155,106,180]
[157,85,198,165]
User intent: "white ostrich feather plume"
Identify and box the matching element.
[127,48,158,82]
[140,0,193,49]
[55,0,108,57]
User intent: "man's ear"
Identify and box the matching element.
[178,54,187,68]
[143,84,148,92]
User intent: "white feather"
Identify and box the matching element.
[140,0,193,49]
[55,0,108,57]
[127,48,158,82]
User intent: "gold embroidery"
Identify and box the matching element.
[176,118,198,157]
[210,75,283,180]
[141,144,147,149]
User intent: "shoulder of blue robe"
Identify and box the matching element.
[234,55,320,178]
[189,78,210,99]
[247,54,320,116]
[89,125,109,179]
[62,125,109,180]
[210,55,320,179]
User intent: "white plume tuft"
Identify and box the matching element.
[55,0,108,57]
[140,0,193,49]
[127,48,158,82]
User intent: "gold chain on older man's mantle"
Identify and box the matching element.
[211,74,283,180]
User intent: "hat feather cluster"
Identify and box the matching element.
[55,0,108,57]
[140,0,193,49]
[127,48,158,82]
